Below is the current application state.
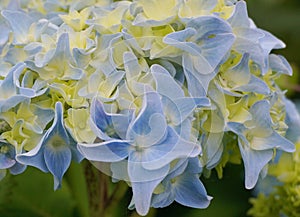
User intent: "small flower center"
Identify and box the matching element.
[48,135,66,148]
[134,145,144,153]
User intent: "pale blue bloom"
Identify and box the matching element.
[269,54,293,76]
[26,33,84,81]
[0,0,296,215]
[151,64,210,128]
[0,63,38,112]
[228,0,285,75]
[227,1,265,68]
[152,158,212,209]
[284,99,300,143]
[0,139,26,180]
[79,90,201,215]
[200,132,224,169]
[16,102,83,190]
[89,97,133,141]
[164,16,235,95]
[1,9,34,45]
[227,100,295,189]
[89,33,124,76]
[164,16,235,75]
[216,54,270,96]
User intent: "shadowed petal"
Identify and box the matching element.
[90,98,132,140]
[44,145,72,190]
[238,139,273,189]
[16,142,48,172]
[245,100,273,136]
[228,1,250,28]
[251,131,295,152]
[9,161,26,175]
[152,64,185,99]
[131,178,163,216]
[128,91,167,146]
[175,173,212,208]
[142,127,201,170]
[269,54,292,76]
[285,99,300,143]
[234,75,270,95]
[1,10,34,45]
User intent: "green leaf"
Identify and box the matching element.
[0,167,75,217]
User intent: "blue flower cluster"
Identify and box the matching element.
[0,0,296,215]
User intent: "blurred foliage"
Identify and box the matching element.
[0,167,76,217]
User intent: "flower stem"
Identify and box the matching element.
[83,161,129,217]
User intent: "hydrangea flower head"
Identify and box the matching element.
[0,0,297,216]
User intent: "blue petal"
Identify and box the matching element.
[44,144,72,190]
[1,10,34,45]
[123,51,143,79]
[9,162,26,175]
[224,53,251,85]
[175,173,212,208]
[32,104,55,131]
[269,54,293,76]
[259,29,285,52]
[17,102,80,184]
[182,54,213,96]
[128,153,169,182]
[234,28,264,43]
[234,75,270,95]
[142,127,201,170]
[127,91,167,147]
[245,100,273,135]
[226,122,247,139]
[251,131,295,152]
[151,185,174,208]
[285,99,300,143]
[151,64,185,99]
[202,132,224,169]
[233,38,264,63]
[163,28,200,55]
[90,98,133,140]
[78,140,130,162]
[46,102,70,143]
[228,1,250,28]
[0,63,29,112]
[16,144,48,172]
[68,131,84,163]
[131,178,163,216]
[0,154,15,170]
[192,33,235,75]
[238,139,273,189]
[151,160,190,208]
[0,23,10,50]
[187,16,232,37]
[172,97,210,125]
[90,98,114,140]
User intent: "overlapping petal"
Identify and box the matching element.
[16,102,83,189]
